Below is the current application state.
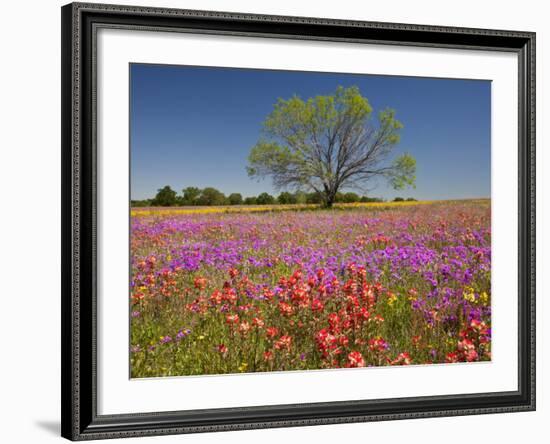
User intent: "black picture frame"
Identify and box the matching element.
[61,2,536,440]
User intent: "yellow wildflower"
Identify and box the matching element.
[479,292,489,305]
[463,286,476,303]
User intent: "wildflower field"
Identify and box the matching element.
[130,200,491,378]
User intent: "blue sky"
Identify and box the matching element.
[130,64,491,201]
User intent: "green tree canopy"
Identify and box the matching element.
[277,191,297,204]
[247,85,416,207]
[256,192,275,205]
[306,191,324,204]
[152,185,177,206]
[342,192,360,203]
[182,186,201,205]
[228,193,243,205]
[197,187,227,206]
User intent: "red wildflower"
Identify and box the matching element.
[238,321,251,335]
[391,352,412,365]
[315,328,338,355]
[347,351,365,368]
[446,352,460,363]
[279,301,294,316]
[343,279,358,295]
[328,313,340,332]
[356,307,370,321]
[225,314,239,324]
[266,327,279,339]
[369,314,385,325]
[311,298,324,312]
[274,335,292,352]
[209,290,223,305]
[470,319,489,335]
[252,317,265,328]
[131,292,145,304]
[346,262,357,274]
[368,336,389,353]
[194,276,207,290]
[338,335,349,347]
[222,287,237,305]
[263,288,274,300]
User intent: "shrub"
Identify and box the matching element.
[277,191,297,205]
[228,193,244,205]
[342,192,360,203]
[256,192,276,205]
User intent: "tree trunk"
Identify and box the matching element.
[323,185,336,208]
[324,194,335,208]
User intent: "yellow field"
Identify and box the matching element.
[130,199,490,217]
[130,200,433,217]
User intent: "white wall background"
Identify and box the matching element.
[0,0,545,443]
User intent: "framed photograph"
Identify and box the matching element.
[61,2,536,440]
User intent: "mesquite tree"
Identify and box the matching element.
[246,86,416,207]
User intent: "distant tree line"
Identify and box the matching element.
[393,197,418,202]
[131,185,419,207]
